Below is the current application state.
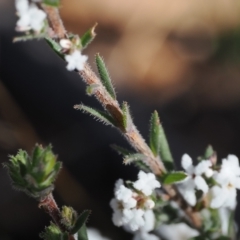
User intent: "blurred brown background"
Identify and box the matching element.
[1,0,240,239]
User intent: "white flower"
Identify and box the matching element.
[133,232,159,240]
[114,180,137,209]
[133,171,161,196]
[87,228,110,240]
[140,210,155,232]
[60,39,72,49]
[210,155,240,209]
[144,199,155,209]
[65,50,88,71]
[123,208,145,231]
[15,0,46,32]
[110,198,124,226]
[177,154,212,206]
[156,223,199,240]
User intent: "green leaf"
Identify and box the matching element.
[40,222,68,240]
[159,121,174,164]
[45,37,64,59]
[43,0,60,7]
[13,34,46,43]
[149,111,160,156]
[77,224,88,240]
[121,102,132,130]
[162,171,187,185]
[111,144,133,156]
[86,84,100,96]
[123,153,146,165]
[71,210,91,235]
[74,104,116,126]
[95,54,116,99]
[81,23,97,49]
[204,145,214,159]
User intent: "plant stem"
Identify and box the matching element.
[42,5,202,229]
[39,193,75,240]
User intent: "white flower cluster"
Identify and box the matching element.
[178,154,240,210]
[110,171,160,235]
[59,39,88,71]
[210,155,240,209]
[15,0,46,32]
[177,154,213,206]
[64,50,88,71]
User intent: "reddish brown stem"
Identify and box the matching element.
[39,193,75,240]
[42,5,202,229]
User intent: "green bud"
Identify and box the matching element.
[61,206,78,229]
[5,144,61,199]
[40,222,68,240]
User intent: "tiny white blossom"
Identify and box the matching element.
[15,0,46,32]
[133,171,160,196]
[133,232,159,240]
[87,228,110,240]
[210,155,240,209]
[177,154,212,206]
[60,39,72,49]
[65,50,88,71]
[144,199,155,209]
[123,208,145,231]
[156,223,199,240]
[110,198,124,226]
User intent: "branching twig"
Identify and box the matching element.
[41,4,202,229]
[39,193,75,240]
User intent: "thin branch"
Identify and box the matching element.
[42,5,202,229]
[39,193,75,240]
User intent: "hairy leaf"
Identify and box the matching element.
[81,23,97,49]
[123,153,146,165]
[74,104,115,126]
[149,111,160,156]
[43,0,60,7]
[95,54,116,99]
[71,210,91,235]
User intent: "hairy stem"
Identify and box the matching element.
[39,193,75,240]
[42,5,202,229]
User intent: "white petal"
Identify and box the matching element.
[87,228,110,240]
[156,223,199,240]
[141,210,155,232]
[210,186,227,209]
[227,155,239,169]
[194,160,211,176]
[133,171,160,196]
[194,176,209,193]
[15,0,29,15]
[181,154,193,172]
[133,232,159,240]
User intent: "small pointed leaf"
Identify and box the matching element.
[123,153,146,165]
[162,171,187,185]
[121,102,132,130]
[81,23,97,49]
[111,144,133,156]
[14,34,46,43]
[71,210,91,235]
[74,104,115,126]
[77,224,88,240]
[95,54,116,99]
[149,111,160,156]
[43,0,60,7]
[159,122,174,163]
[45,37,64,59]
[204,145,214,159]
